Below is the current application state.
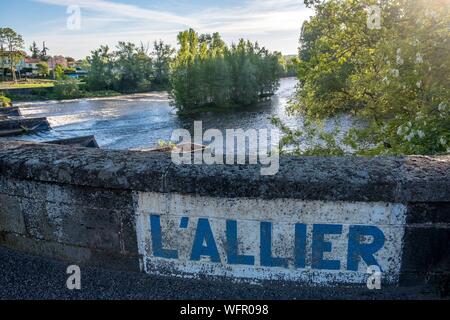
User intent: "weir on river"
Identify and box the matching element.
[3,78,351,152]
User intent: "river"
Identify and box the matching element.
[9,78,352,151]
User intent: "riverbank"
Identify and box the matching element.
[175,97,274,116]
[12,91,170,106]
[0,79,56,90]
[5,89,122,103]
[1,80,170,104]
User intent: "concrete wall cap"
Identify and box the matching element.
[0,140,448,202]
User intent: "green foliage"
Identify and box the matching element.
[79,59,91,72]
[0,94,11,107]
[29,41,39,59]
[64,67,76,73]
[276,0,450,156]
[0,27,25,82]
[85,45,115,91]
[36,62,49,76]
[157,139,176,149]
[170,29,283,112]
[152,40,175,89]
[279,55,300,77]
[52,80,81,100]
[85,41,173,93]
[113,42,153,92]
[53,64,66,80]
[40,41,50,61]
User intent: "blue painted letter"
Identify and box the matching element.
[190,218,221,262]
[294,223,307,268]
[150,215,178,259]
[226,220,254,265]
[347,225,385,271]
[312,224,342,270]
[260,221,288,268]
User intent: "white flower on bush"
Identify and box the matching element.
[440,137,447,146]
[391,69,400,77]
[417,130,425,139]
[405,132,415,142]
[416,80,422,88]
[438,102,447,112]
[416,53,423,64]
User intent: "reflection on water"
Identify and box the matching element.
[6,78,353,151]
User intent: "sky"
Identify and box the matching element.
[0,0,313,59]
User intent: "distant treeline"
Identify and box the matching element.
[84,40,174,93]
[83,29,288,109]
[24,30,289,110]
[170,29,283,112]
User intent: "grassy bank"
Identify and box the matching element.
[5,90,121,102]
[0,80,55,90]
[2,80,122,102]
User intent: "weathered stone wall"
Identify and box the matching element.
[0,140,448,288]
[0,177,139,271]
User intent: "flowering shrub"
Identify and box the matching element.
[275,0,450,156]
[0,95,11,107]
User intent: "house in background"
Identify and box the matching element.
[1,52,87,80]
[0,51,26,78]
[66,57,76,68]
[47,55,67,70]
[65,66,88,79]
[17,58,41,76]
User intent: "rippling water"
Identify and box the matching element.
[6,78,299,149]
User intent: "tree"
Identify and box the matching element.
[53,64,66,80]
[170,29,201,110]
[53,80,81,100]
[275,0,450,156]
[30,41,39,59]
[40,41,49,60]
[85,45,115,91]
[85,42,154,93]
[170,29,282,112]
[234,57,258,105]
[114,41,153,92]
[78,59,90,72]
[0,27,25,82]
[279,55,299,77]
[151,40,174,89]
[36,61,49,76]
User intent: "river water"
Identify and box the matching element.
[9,78,352,151]
[8,78,297,149]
